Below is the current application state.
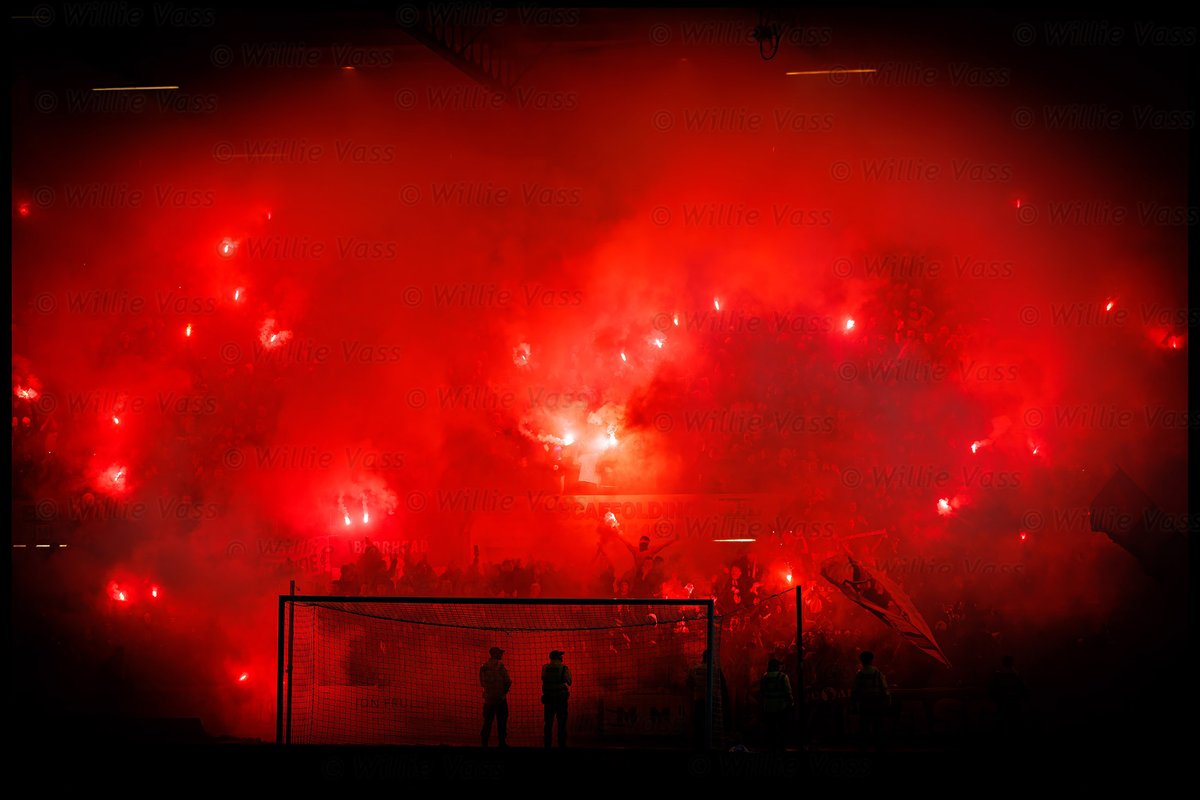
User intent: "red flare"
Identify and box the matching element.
[106,464,128,491]
[259,319,292,349]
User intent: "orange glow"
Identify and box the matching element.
[785,68,877,76]
[92,85,179,91]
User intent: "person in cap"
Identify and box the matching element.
[480,646,512,747]
[541,649,572,747]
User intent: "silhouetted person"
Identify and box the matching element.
[990,655,1028,737]
[617,526,680,574]
[687,649,728,748]
[541,650,572,747]
[851,650,889,750]
[357,539,388,594]
[759,657,794,750]
[632,557,657,596]
[480,646,512,747]
[334,562,360,595]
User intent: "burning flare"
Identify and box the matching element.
[259,318,293,350]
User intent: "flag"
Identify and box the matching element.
[1089,466,1187,594]
[820,551,951,666]
[576,452,600,485]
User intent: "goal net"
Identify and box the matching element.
[278,596,722,748]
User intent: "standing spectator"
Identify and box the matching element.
[990,654,1028,737]
[479,646,512,747]
[541,650,572,748]
[759,657,794,750]
[851,651,889,750]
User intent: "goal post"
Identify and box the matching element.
[277,596,721,749]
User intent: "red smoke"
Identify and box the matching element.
[11,9,1188,740]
